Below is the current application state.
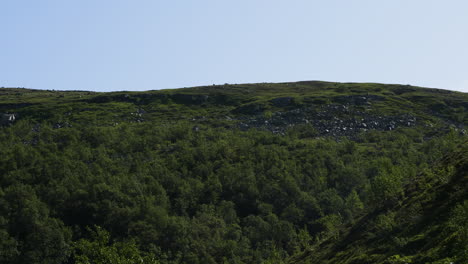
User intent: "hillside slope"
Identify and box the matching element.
[0,81,467,263]
[289,141,468,264]
[1,81,467,136]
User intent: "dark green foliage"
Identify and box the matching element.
[73,226,159,264]
[0,82,466,263]
[290,141,468,264]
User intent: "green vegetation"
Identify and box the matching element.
[289,141,468,264]
[0,81,466,263]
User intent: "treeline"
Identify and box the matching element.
[0,120,465,263]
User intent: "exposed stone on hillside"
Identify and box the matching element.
[236,104,417,138]
[1,113,16,126]
[230,94,417,137]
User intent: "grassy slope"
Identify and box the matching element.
[1,81,467,128]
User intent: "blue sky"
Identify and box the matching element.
[1,0,468,92]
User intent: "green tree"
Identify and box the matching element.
[371,169,404,206]
[73,226,159,264]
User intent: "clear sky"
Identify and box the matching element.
[1,0,468,92]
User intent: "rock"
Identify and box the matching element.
[1,113,16,126]
[233,100,418,139]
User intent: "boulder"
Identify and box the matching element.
[1,113,16,125]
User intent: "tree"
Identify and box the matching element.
[371,169,404,206]
[73,226,159,264]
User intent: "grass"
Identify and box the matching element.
[1,81,466,132]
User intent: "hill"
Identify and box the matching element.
[0,81,467,263]
[289,141,468,264]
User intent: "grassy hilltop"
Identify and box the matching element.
[0,81,467,263]
[1,81,467,129]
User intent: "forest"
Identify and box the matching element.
[0,81,466,263]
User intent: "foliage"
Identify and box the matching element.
[73,226,159,264]
[0,82,466,263]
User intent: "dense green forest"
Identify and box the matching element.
[0,81,467,263]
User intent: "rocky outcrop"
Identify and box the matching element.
[236,103,417,138]
[1,113,16,126]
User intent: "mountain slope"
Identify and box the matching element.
[1,81,466,136]
[289,141,468,264]
[0,81,467,263]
